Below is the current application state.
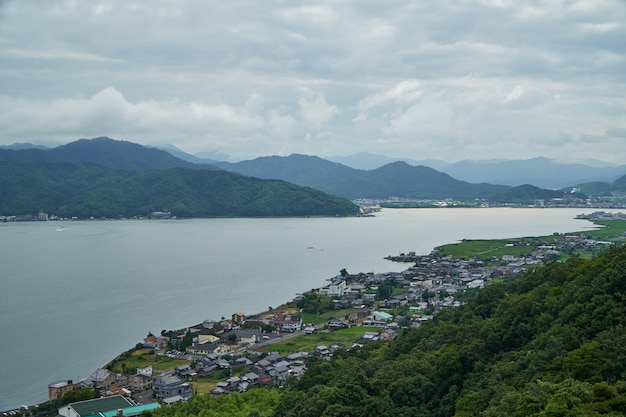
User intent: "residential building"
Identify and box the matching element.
[48,380,80,401]
[153,374,193,401]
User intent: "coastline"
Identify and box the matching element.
[2,208,614,412]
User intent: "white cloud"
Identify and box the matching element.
[298,89,339,128]
[359,80,423,110]
[0,0,624,162]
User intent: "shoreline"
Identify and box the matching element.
[2,210,616,410]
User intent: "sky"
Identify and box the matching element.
[1,0,625,163]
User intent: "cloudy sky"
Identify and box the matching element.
[1,1,625,163]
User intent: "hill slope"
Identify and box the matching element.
[323,161,508,200]
[0,137,204,170]
[217,157,509,200]
[0,161,359,218]
[575,174,626,197]
[270,246,626,416]
[214,154,360,191]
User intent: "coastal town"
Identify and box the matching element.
[11,212,622,417]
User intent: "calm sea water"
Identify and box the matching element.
[0,208,601,409]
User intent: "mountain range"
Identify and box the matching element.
[2,137,626,216]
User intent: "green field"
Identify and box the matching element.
[108,348,191,374]
[300,308,361,325]
[436,219,626,261]
[583,219,626,240]
[436,238,538,260]
[268,326,380,354]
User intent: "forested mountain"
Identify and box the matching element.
[488,184,587,204]
[321,161,508,200]
[3,137,605,202]
[574,174,626,197]
[0,161,359,218]
[0,137,203,170]
[213,154,360,191]
[152,246,626,417]
[216,157,509,200]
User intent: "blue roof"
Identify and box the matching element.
[83,403,160,417]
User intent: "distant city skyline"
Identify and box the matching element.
[1,1,625,163]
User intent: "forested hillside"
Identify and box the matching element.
[150,246,626,417]
[0,161,359,218]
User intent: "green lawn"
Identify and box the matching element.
[583,220,626,240]
[108,349,191,373]
[436,219,626,261]
[437,239,537,260]
[268,326,380,354]
[301,308,361,325]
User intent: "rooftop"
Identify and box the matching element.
[69,396,134,417]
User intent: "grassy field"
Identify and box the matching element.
[436,238,537,260]
[267,326,380,354]
[108,348,191,374]
[192,380,218,394]
[300,308,361,325]
[436,219,626,261]
[583,220,626,240]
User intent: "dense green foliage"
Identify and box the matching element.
[0,161,359,218]
[489,184,565,204]
[575,174,626,197]
[153,246,626,417]
[150,388,281,417]
[34,387,96,415]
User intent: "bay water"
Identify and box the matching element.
[0,208,601,409]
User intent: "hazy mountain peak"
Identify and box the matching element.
[0,142,50,150]
[327,152,449,170]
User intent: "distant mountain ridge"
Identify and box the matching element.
[3,137,623,203]
[0,160,359,218]
[441,157,626,189]
[4,139,625,190]
[326,153,626,189]
[0,137,204,170]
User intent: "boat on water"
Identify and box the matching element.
[55,226,65,232]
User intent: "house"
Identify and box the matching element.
[320,278,347,297]
[136,365,153,377]
[84,368,117,391]
[372,311,393,324]
[48,380,80,401]
[314,345,331,358]
[102,386,132,397]
[130,374,152,392]
[142,335,169,349]
[242,372,260,385]
[232,311,246,324]
[58,395,159,417]
[327,319,348,329]
[272,314,303,332]
[187,341,219,355]
[153,374,193,401]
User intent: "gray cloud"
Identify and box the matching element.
[0,0,625,163]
